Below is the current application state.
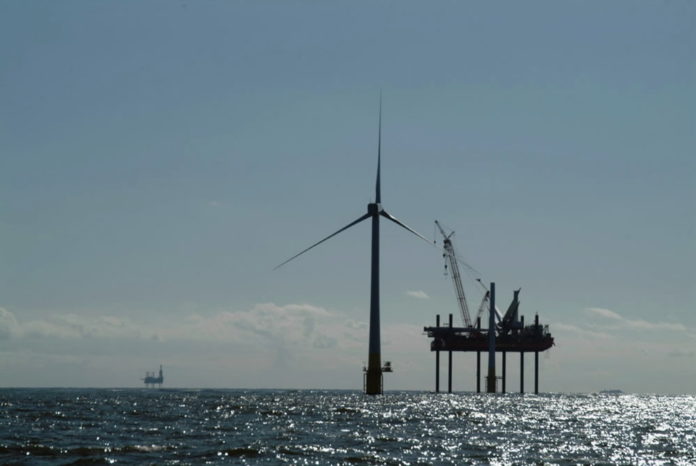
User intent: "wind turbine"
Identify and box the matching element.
[275,99,428,394]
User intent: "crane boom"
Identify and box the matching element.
[435,221,473,328]
[475,279,503,323]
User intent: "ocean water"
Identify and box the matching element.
[1,389,694,465]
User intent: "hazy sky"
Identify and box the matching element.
[1,1,694,393]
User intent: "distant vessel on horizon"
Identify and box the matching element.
[143,365,163,388]
[599,389,624,395]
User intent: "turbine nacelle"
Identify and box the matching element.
[367,203,382,215]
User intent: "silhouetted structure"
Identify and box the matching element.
[427,222,555,394]
[425,294,553,393]
[143,365,163,388]
[276,97,429,394]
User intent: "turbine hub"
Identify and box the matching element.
[367,203,381,215]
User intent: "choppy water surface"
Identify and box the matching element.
[1,389,695,465]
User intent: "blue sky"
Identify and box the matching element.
[1,1,694,393]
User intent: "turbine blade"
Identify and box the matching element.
[380,209,431,244]
[274,212,372,270]
[376,92,382,204]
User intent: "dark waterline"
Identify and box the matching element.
[1,388,695,464]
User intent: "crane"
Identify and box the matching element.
[435,221,473,328]
[474,278,503,325]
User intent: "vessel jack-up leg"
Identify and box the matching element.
[486,282,496,393]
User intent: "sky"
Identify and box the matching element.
[1,1,694,393]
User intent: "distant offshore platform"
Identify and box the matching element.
[143,365,163,388]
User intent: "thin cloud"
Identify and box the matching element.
[625,319,686,332]
[148,302,367,356]
[584,307,687,332]
[406,290,429,299]
[587,307,622,320]
[553,322,611,340]
[0,309,144,340]
[0,307,18,339]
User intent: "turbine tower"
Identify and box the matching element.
[275,99,427,394]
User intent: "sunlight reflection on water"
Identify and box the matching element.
[1,389,695,464]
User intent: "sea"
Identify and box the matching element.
[1,389,694,465]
